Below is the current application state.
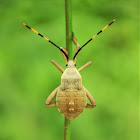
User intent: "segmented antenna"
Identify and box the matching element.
[73,19,115,60]
[23,24,69,60]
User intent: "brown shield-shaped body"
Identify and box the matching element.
[56,88,87,120]
[45,60,96,120]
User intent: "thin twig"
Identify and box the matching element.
[64,0,72,140]
[64,118,71,140]
[65,0,72,59]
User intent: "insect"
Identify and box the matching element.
[24,19,115,120]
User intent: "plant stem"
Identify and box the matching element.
[64,0,72,140]
[64,118,71,140]
[65,0,72,59]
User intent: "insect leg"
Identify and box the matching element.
[60,47,69,64]
[72,32,80,63]
[72,32,80,48]
[45,87,59,107]
[84,87,96,108]
[78,61,92,72]
[50,59,64,73]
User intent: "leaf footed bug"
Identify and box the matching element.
[24,19,115,120]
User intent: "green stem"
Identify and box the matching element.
[65,0,72,59]
[64,118,71,140]
[64,0,72,140]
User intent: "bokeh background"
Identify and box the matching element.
[0,0,139,140]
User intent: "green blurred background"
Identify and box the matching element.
[0,0,139,140]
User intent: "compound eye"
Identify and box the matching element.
[74,64,76,66]
[66,64,68,67]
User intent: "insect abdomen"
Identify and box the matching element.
[56,88,87,120]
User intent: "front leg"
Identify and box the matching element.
[72,32,80,63]
[78,61,92,72]
[45,86,59,107]
[84,87,96,108]
[50,59,64,73]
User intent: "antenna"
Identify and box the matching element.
[24,24,69,60]
[73,19,115,60]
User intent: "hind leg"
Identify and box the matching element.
[84,87,96,108]
[45,87,59,107]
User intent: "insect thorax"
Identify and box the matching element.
[61,67,82,90]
